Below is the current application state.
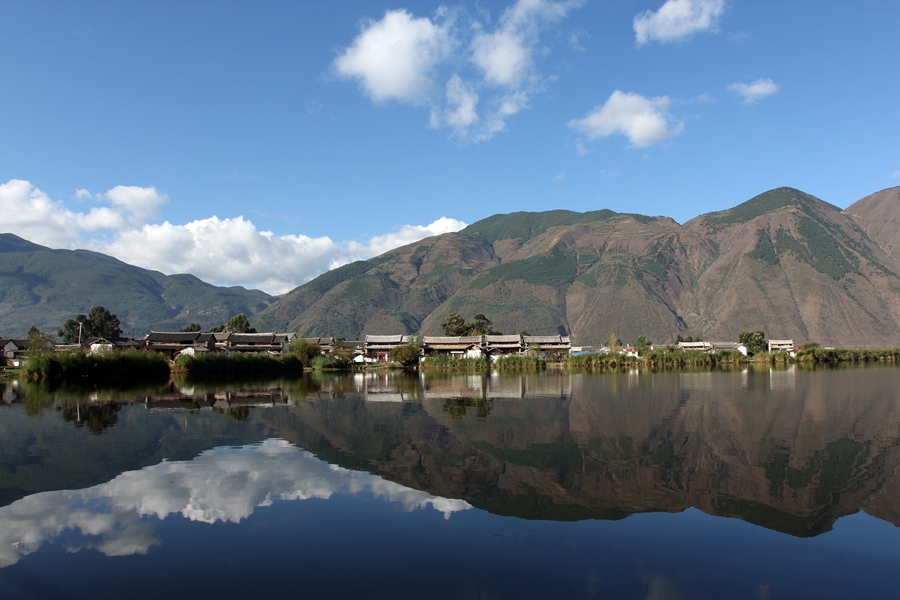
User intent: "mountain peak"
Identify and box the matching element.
[0,233,47,253]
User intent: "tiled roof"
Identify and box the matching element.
[484,335,523,343]
[423,336,482,344]
[229,333,277,344]
[524,335,571,344]
[365,335,407,344]
[147,332,202,343]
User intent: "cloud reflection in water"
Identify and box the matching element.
[0,439,471,567]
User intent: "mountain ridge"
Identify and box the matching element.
[4,185,900,346]
[254,185,900,346]
[0,233,275,336]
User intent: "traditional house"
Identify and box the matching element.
[226,333,285,354]
[364,335,412,362]
[709,342,748,356]
[483,335,525,358]
[302,337,334,354]
[678,341,712,352]
[0,339,28,367]
[144,332,215,359]
[422,336,483,359]
[768,339,795,354]
[523,335,572,354]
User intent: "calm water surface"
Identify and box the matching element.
[1,366,900,599]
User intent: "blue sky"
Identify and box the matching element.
[1,0,898,294]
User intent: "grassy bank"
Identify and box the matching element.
[23,349,170,383]
[794,347,900,363]
[418,354,547,372]
[566,353,643,369]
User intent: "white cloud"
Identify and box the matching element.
[104,185,168,219]
[0,439,471,568]
[728,78,780,103]
[0,180,467,295]
[634,0,726,45]
[333,9,455,104]
[568,90,681,148]
[890,169,900,178]
[431,74,480,131]
[335,1,583,141]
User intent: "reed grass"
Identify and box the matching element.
[174,352,304,376]
[23,349,170,382]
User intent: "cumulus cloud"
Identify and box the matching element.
[0,180,466,294]
[728,78,780,103]
[335,0,583,141]
[0,439,471,568]
[634,0,726,45]
[568,90,681,148]
[333,9,455,104]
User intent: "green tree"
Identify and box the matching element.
[470,314,501,335]
[57,306,122,343]
[607,332,621,353]
[287,337,321,367]
[440,313,468,336]
[635,335,652,355]
[390,335,422,366]
[225,313,256,333]
[440,312,502,336]
[179,323,201,332]
[26,326,54,357]
[739,331,767,355]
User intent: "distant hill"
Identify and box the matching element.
[0,234,275,337]
[254,186,900,347]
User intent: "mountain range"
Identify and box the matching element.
[2,185,900,345]
[253,185,900,346]
[0,234,274,337]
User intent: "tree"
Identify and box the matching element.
[470,314,501,335]
[635,335,652,355]
[26,326,54,357]
[607,332,621,353]
[390,335,422,366]
[739,331,767,355]
[179,323,201,332]
[440,313,468,336]
[287,337,321,367]
[225,313,256,333]
[440,312,502,336]
[57,306,122,343]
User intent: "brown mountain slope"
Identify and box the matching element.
[685,187,900,345]
[256,187,900,346]
[843,186,900,264]
[418,214,716,342]
[254,231,501,336]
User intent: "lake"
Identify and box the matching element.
[1,365,899,599]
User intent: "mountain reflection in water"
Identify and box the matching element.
[2,366,900,539]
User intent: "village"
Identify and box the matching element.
[0,329,798,368]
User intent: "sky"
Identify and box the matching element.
[1,0,899,295]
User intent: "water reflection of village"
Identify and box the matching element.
[3,365,900,538]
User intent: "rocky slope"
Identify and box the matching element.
[256,186,900,346]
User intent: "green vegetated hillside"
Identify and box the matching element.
[0,234,275,336]
[255,186,900,346]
